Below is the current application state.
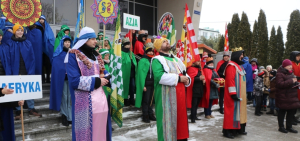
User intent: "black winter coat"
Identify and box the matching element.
[275,66,300,109]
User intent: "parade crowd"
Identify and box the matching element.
[0,15,300,141]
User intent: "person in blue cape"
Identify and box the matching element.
[6,24,42,120]
[0,16,13,45]
[50,36,73,126]
[36,15,55,60]
[66,27,112,141]
[242,56,254,101]
[26,16,44,75]
[0,28,25,141]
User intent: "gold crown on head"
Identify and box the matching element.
[122,37,130,44]
[145,42,154,48]
[231,47,243,52]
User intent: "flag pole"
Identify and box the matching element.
[21,105,25,141]
[103,25,106,49]
[130,29,132,59]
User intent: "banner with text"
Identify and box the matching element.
[123,13,140,30]
[0,75,43,103]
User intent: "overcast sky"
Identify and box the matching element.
[199,0,300,43]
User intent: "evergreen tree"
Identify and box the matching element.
[217,35,225,52]
[257,9,268,67]
[268,26,277,66]
[285,10,300,59]
[250,20,259,59]
[228,14,240,49]
[236,12,251,56]
[276,26,284,68]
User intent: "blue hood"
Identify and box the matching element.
[242,56,249,63]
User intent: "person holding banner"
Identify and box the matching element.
[0,28,24,141]
[50,36,72,126]
[121,37,137,106]
[152,37,190,141]
[0,86,24,141]
[6,24,42,120]
[66,27,111,141]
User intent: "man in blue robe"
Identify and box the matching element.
[50,36,72,126]
[6,24,42,120]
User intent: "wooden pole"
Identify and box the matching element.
[103,25,106,49]
[21,105,25,141]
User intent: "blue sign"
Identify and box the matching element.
[194,10,201,15]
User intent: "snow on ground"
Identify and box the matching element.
[113,108,223,141]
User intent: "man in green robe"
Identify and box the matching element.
[152,37,191,141]
[121,37,137,106]
[54,25,71,52]
[135,42,156,123]
[99,49,111,72]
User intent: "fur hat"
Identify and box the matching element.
[153,37,168,52]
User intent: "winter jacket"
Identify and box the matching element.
[261,69,270,94]
[275,66,300,109]
[242,57,253,92]
[253,76,263,96]
[269,77,276,99]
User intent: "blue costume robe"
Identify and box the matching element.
[26,25,43,75]
[1,21,13,45]
[49,36,71,111]
[6,36,35,75]
[66,51,112,141]
[242,56,254,92]
[0,43,15,141]
[35,20,55,60]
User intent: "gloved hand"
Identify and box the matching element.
[254,69,258,75]
[262,88,264,91]
[231,95,240,101]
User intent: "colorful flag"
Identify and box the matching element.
[74,0,84,42]
[180,4,199,67]
[224,23,229,51]
[167,17,176,47]
[109,10,124,127]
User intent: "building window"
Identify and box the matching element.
[203,32,207,38]
[55,0,77,26]
[41,0,54,24]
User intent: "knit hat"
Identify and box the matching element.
[122,37,130,47]
[13,24,24,34]
[0,29,3,36]
[282,59,293,68]
[153,37,168,52]
[145,42,154,54]
[202,52,208,58]
[266,65,272,70]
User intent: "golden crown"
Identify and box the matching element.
[206,57,214,62]
[122,37,130,44]
[231,47,243,52]
[145,42,154,48]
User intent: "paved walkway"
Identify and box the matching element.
[113,105,300,141]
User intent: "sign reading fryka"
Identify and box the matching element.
[0,75,43,103]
